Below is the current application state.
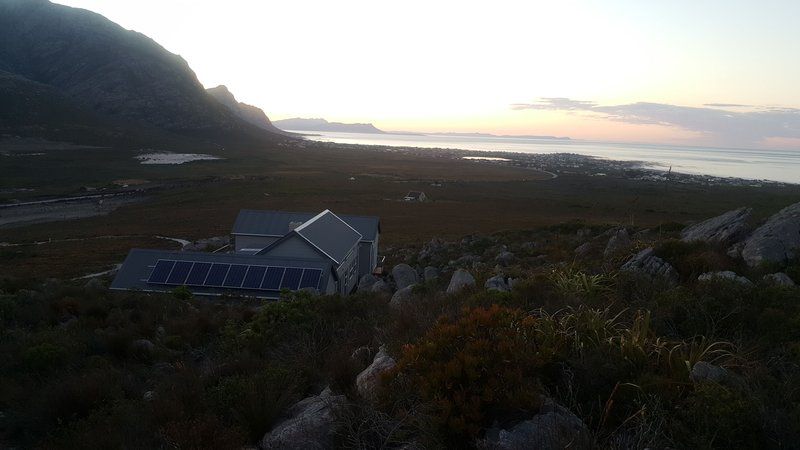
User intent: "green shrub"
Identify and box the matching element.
[22,342,68,372]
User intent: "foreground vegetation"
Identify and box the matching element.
[1,223,799,449]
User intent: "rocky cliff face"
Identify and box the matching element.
[0,0,284,144]
[207,85,287,135]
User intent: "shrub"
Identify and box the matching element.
[22,342,68,372]
[171,285,193,300]
[385,305,556,442]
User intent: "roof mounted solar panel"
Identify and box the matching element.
[166,261,193,285]
[223,264,248,288]
[261,267,285,290]
[204,263,230,287]
[299,269,322,290]
[280,267,303,290]
[242,266,267,289]
[148,260,175,284]
[185,262,212,286]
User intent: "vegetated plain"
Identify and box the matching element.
[2,139,800,279]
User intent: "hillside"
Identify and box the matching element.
[273,117,385,134]
[0,0,285,145]
[206,85,288,136]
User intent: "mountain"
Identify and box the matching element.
[273,118,385,134]
[207,85,288,135]
[0,0,286,145]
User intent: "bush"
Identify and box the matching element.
[385,305,555,442]
[22,342,68,372]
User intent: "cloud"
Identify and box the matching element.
[512,98,800,146]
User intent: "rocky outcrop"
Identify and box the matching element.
[681,207,753,245]
[763,272,795,286]
[698,271,753,286]
[356,347,396,401]
[391,264,419,290]
[447,269,476,294]
[574,242,592,258]
[620,248,679,286]
[604,228,632,260]
[259,387,346,450]
[741,201,800,267]
[357,274,378,292]
[479,399,591,450]
[485,275,510,292]
[370,279,392,296]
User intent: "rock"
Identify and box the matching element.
[418,237,446,261]
[447,269,476,294]
[495,251,515,267]
[741,201,800,267]
[727,241,745,258]
[389,285,417,309]
[357,274,378,292]
[143,390,155,401]
[423,266,439,282]
[603,228,632,260]
[681,207,753,245]
[698,271,753,286]
[391,264,419,290]
[356,346,396,401]
[690,361,729,384]
[521,241,539,251]
[130,339,155,357]
[763,272,796,286]
[479,398,590,450]
[574,242,592,258]
[620,248,679,286]
[370,279,392,296]
[452,254,480,267]
[84,277,106,291]
[259,387,346,450]
[350,346,373,366]
[485,275,510,292]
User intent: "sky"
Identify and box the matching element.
[55,0,800,149]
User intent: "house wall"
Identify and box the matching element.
[259,235,322,260]
[356,234,380,277]
[234,235,279,253]
[336,245,360,295]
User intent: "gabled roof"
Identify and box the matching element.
[232,209,380,242]
[110,249,334,300]
[256,210,362,265]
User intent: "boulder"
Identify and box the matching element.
[479,399,590,450]
[452,254,480,267]
[357,274,378,292]
[130,339,155,356]
[690,361,729,384]
[370,279,392,296]
[574,242,592,258]
[391,264,419,290]
[698,271,753,286]
[680,207,753,245]
[620,248,679,286]
[418,237,446,261]
[447,269,476,294]
[485,275,510,292]
[423,266,440,282]
[259,387,346,450]
[741,201,800,267]
[350,346,373,367]
[389,285,417,309]
[495,251,515,267]
[763,272,796,287]
[603,228,632,260]
[355,346,396,401]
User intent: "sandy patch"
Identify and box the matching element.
[136,152,222,165]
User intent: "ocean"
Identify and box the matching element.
[293,131,800,184]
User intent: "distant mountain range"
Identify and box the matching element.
[0,0,287,146]
[273,118,386,134]
[427,132,571,140]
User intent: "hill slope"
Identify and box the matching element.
[0,0,285,145]
[207,85,287,135]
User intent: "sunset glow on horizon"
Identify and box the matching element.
[54,0,800,149]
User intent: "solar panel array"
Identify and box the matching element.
[147,259,323,292]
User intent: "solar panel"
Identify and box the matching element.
[261,267,285,290]
[299,269,322,289]
[185,262,212,285]
[204,263,230,287]
[166,261,193,285]
[281,267,303,290]
[148,260,175,284]
[242,266,267,289]
[223,264,248,287]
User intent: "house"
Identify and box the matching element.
[231,209,380,278]
[403,191,427,202]
[111,209,380,299]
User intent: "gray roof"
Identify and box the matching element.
[232,209,380,242]
[256,210,362,264]
[110,248,333,299]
